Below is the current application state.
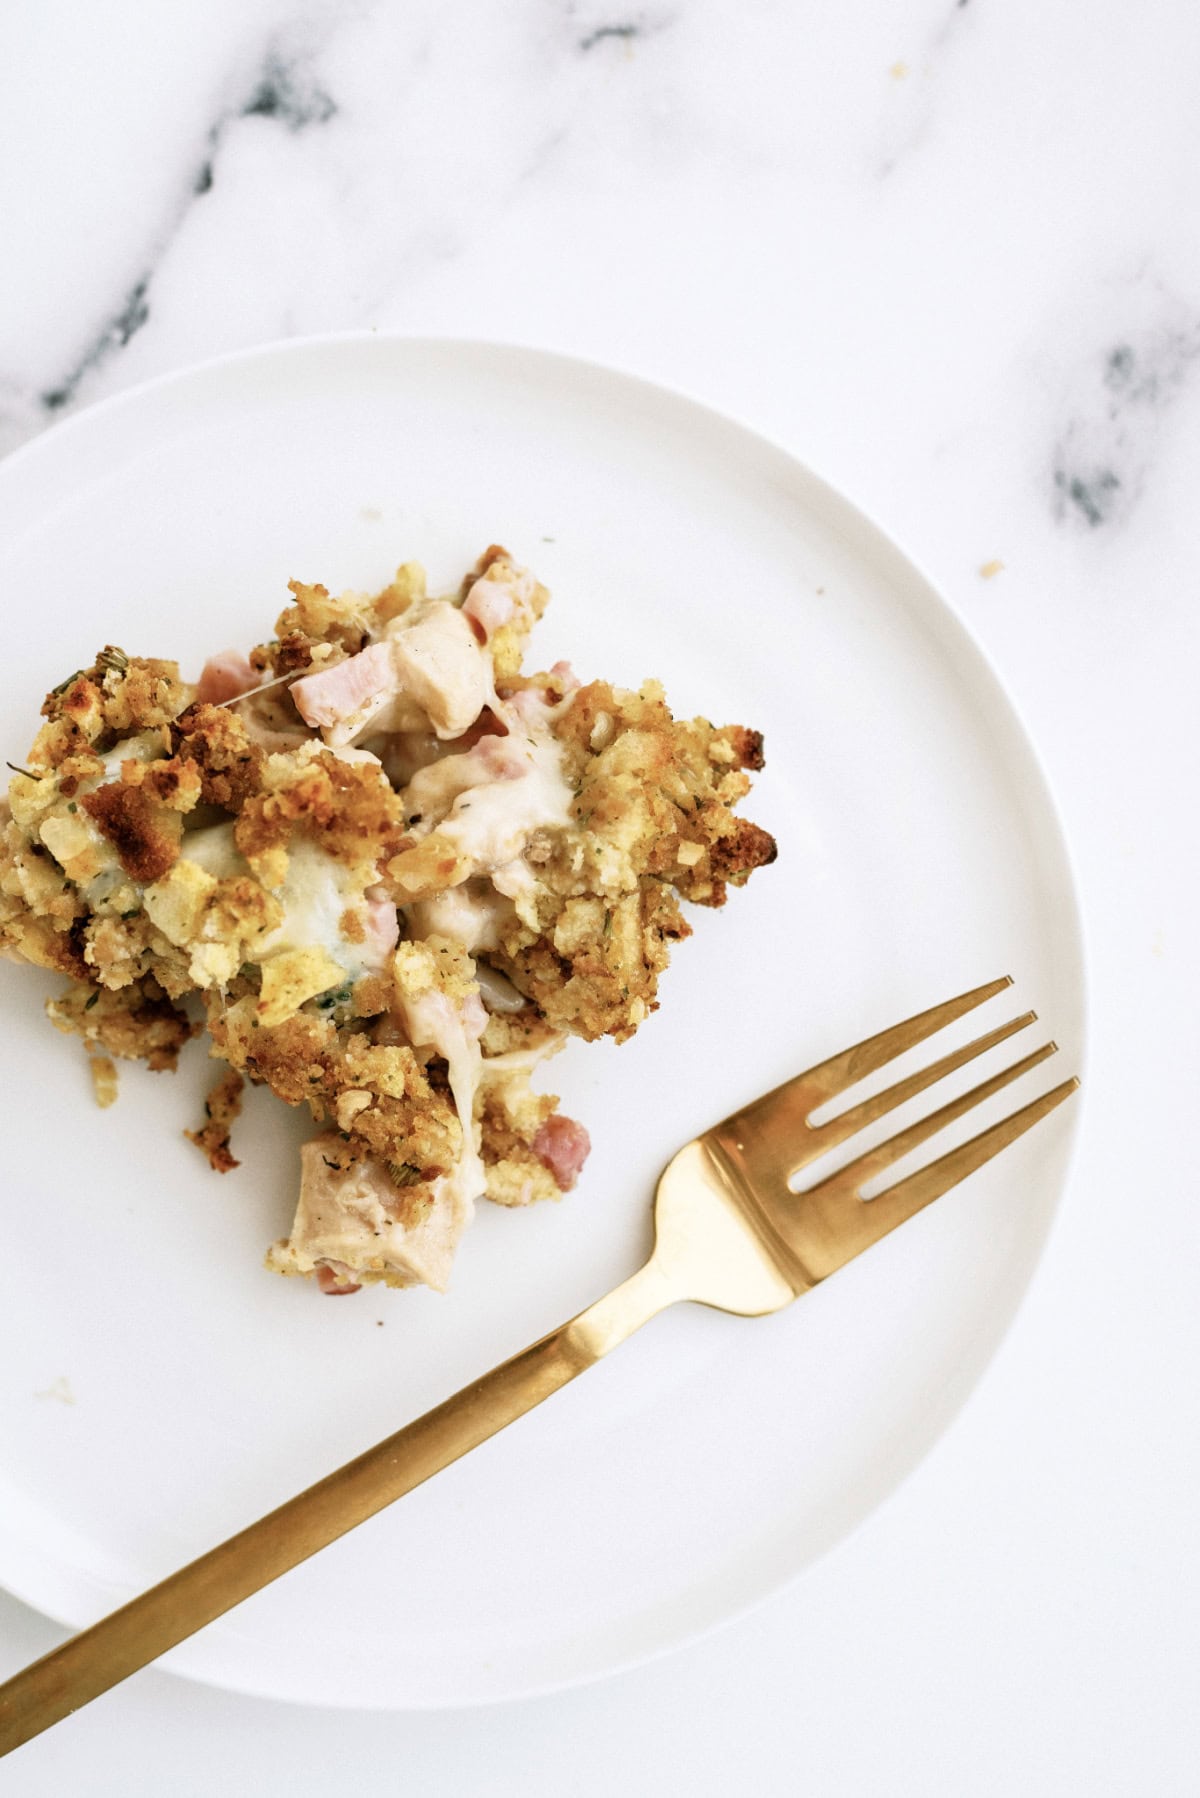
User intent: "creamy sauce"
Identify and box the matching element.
[476,1036,566,1078]
[404,743,500,822]
[404,693,575,884]
[259,839,370,972]
[437,727,574,868]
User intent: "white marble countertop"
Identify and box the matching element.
[1,2,1196,1792]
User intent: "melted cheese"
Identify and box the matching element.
[395,979,488,1207]
[259,840,360,966]
[180,820,241,879]
[99,732,164,781]
[179,824,392,984]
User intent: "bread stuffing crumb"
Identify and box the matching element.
[186,1067,246,1173]
[88,1052,119,1109]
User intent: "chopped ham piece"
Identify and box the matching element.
[362,886,400,963]
[463,577,515,639]
[316,1265,362,1296]
[291,642,394,737]
[196,651,258,706]
[532,1115,591,1192]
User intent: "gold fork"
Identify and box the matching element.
[0,976,1077,1756]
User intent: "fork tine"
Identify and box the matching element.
[851,1077,1081,1244]
[801,1041,1058,1202]
[801,1011,1036,1166]
[792,976,1013,1111]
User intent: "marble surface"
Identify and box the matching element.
[1,1,1196,1792]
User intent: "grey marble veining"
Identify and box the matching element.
[1051,299,1200,529]
[33,31,342,422]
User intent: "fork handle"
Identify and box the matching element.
[0,1257,678,1758]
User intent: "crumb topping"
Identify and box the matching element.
[1,547,775,1295]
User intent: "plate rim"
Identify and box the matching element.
[0,330,1089,1708]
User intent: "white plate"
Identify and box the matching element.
[0,337,1084,1709]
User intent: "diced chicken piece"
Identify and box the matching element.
[268,1136,474,1293]
[532,1115,591,1191]
[195,651,259,706]
[388,604,490,739]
